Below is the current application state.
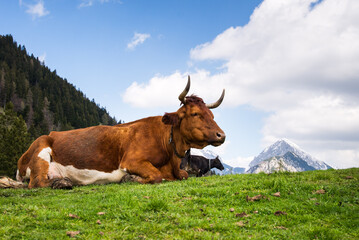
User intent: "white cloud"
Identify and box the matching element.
[123,70,228,108]
[79,0,94,8]
[123,0,359,169]
[78,0,121,8]
[127,32,151,50]
[262,96,359,145]
[25,0,49,19]
[314,149,359,169]
[190,0,359,108]
[123,72,185,107]
[38,52,46,63]
[224,156,254,170]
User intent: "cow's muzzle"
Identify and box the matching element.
[210,131,226,146]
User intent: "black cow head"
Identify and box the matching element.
[211,157,224,170]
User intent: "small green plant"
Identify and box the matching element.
[143,199,169,212]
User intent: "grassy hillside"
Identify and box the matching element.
[0,168,358,239]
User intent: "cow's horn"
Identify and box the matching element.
[206,89,225,109]
[178,75,191,104]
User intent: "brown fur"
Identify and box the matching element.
[17,96,225,188]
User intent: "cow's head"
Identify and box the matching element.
[212,157,225,171]
[162,76,226,149]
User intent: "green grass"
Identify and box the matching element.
[0,168,358,239]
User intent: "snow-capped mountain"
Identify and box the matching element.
[247,151,318,174]
[249,139,332,171]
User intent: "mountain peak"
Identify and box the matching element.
[278,138,302,149]
[270,138,301,150]
[249,139,331,171]
[250,138,298,167]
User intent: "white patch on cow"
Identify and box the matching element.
[38,147,52,163]
[48,163,63,180]
[24,167,31,180]
[16,170,21,181]
[16,168,31,181]
[47,162,127,185]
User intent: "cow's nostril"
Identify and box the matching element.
[216,132,226,142]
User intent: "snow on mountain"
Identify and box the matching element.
[190,148,218,160]
[247,156,296,174]
[249,139,332,171]
[247,152,317,174]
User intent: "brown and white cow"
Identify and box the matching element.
[16,76,226,188]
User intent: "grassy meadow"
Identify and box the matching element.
[0,168,358,239]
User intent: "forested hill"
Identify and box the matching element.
[0,34,120,136]
[0,34,121,176]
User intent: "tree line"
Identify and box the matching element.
[0,34,122,176]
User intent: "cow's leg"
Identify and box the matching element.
[17,135,70,189]
[170,156,188,180]
[28,150,52,188]
[29,156,74,189]
[16,135,52,188]
[159,163,176,181]
[121,160,163,184]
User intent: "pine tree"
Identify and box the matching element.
[0,103,32,177]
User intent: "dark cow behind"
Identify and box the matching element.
[181,149,224,177]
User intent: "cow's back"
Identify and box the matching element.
[49,125,127,172]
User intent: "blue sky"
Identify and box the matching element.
[1,0,359,169]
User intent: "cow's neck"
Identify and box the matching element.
[169,126,188,158]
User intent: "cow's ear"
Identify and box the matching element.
[162,112,179,126]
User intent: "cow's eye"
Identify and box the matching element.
[191,113,199,117]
